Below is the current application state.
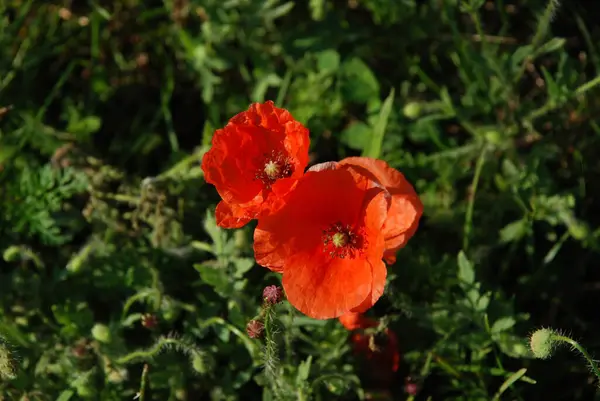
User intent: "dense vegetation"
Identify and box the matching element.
[2,0,600,400]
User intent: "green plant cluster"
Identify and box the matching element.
[2,0,600,400]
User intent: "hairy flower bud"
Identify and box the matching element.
[530,328,557,359]
[141,314,158,329]
[246,320,265,339]
[262,285,284,305]
[91,323,112,344]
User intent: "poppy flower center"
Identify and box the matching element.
[255,150,293,189]
[322,222,365,259]
[264,160,280,178]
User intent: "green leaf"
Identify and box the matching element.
[194,264,230,296]
[511,45,534,72]
[340,121,370,150]
[499,219,529,243]
[457,251,475,285]
[501,158,520,182]
[491,317,516,334]
[56,390,75,401]
[494,333,531,358]
[263,2,295,21]
[534,38,566,57]
[296,355,313,385]
[316,49,340,74]
[202,121,214,147]
[191,241,214,254]
[476,291,491,312]
[309,0,325,20]
[203,209,224,252]
[362,88,394,159]
[66,116,101,137]
[233,258,254,278]
[492,369,529,401]
[0,145,17,164]
[341,58,379,103]
[251,73,282,103]
[540,66,561,102]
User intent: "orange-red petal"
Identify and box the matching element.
[283,256,373,319]
[254,165,389,318]
[339,157,423,263]
[339,312,401,378]
[201,101,310,228]
[215,201,253,229]
[350,257,386,313]
[338,312,378,330]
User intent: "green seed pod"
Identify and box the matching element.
[403,102,421,119]
[91,323,112,344]
[484,130,502,145]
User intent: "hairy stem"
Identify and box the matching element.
[554,335,600,385]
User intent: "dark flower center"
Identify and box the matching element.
[322,222,365,259]
[255,150,293,189]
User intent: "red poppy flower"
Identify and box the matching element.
[338,157,423,264]
[201,101,310,228]
[253,163,389,319]
[339,312,400,386]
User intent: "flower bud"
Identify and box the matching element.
[262,285,284,305]
[141,314,158,329]
[403,102,421,119]
[91,323,111,344]
[529,328,557,359]
[246,320,264,339]
[404,377,419,396]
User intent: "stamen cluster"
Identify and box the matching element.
[255,150,293,188]
[322,222,364,259]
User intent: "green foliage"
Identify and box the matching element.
[2,0,600,400]
[1,164,88,245]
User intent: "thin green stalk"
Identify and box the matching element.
[116,337,181,364]
[138,364,149,401]
[468,5,488,54]
[152,145,209,182]
[554,335,600,384]
[515,0,561,82]
[463,145,487,251]
[524,74,600,125]
[574,75,600,96]
[263,305,282,396]
[529,0,560,51]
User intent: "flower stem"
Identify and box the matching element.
[463,145,487,251]
[138,364,149,401]
[554,335,600,384]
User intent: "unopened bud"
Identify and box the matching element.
[529,328,557,359]
[141,314,158,329]
[91,323,111,344]
[262,285,284,305]
[246,320,264,339]
[403,102,421,119]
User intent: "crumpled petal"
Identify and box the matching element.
[201,101,310,228]
[339,157,423,263]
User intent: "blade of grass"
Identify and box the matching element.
[362,87,395,159]
[463,144,488,251]
[492,368,529,401]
